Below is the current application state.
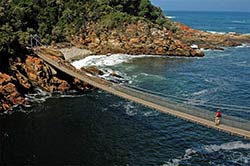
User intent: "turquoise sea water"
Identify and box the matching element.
[1,12,250,165]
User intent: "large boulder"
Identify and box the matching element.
[0,73,29,113]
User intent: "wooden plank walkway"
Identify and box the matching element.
[36,51,250,139]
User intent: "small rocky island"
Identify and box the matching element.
[1,0,250,113]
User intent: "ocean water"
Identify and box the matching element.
[1,12,250,165]
[166,11,250,34]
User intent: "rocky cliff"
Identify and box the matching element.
[71,20,250,55]
[72,20,204,57]
[0,51,91,113]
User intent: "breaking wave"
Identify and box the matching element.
[203,141,250,152]
[236,44,250,48]
[163,141,250,166]
[166,16,176,19]
[25,88,51,103]
[71,54,159,69]
[109,100,159,117]
[25,88,87,105]
[207,30,227,34]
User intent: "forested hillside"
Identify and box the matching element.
[0,0,168,57]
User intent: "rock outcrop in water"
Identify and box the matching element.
[174,22,250,50]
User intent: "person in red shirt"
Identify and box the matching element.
[215,110,222,125]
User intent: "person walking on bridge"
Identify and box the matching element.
[215,110,222,125]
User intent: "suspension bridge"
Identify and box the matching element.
[30,36,250,139]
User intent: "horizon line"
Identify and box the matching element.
[162,10,250,13]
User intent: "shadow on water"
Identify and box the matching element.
[0,90,245,165]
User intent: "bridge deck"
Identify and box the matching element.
[36,51,250,139]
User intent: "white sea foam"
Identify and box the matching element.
[136,73,167,81]
[163,148,198,166]
[207,31,227,34]
[55,94,86,98]
[192,89,209,96]
[124,102,137,116]
[163,141,250,166]
[25,88,87,104]
[203,141,250,153]
[71,54,159,69]
[25,88,51,103]
[97,68,130,84]
[166,16,176,19]
[110,101,138,116]
[143,110,159,117]
[236,44,250,48]
[232,20,247,24]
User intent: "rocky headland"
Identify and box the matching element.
[174,22,250,50]
[71,20,204,57]
[71,20,250,55]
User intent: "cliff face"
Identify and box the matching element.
[0,73,29,112]
[0,53,90,113]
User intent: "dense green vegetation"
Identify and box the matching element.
[0,0,169,58]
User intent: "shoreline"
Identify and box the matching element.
[1,22,250,113]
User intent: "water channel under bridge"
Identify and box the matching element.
[34,47,250,139]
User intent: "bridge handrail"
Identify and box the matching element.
[113,84,250,131]
[126,85,250,112]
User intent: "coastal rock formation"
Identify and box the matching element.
[0,73,29,113]
[23,55,90,93]
[174,22,250,50]
[72,21,204,57]
[71,20,250,56]
[0,52,91,112]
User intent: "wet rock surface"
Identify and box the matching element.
[0,51,91,113]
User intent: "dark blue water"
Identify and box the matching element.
[1,12,250,165]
